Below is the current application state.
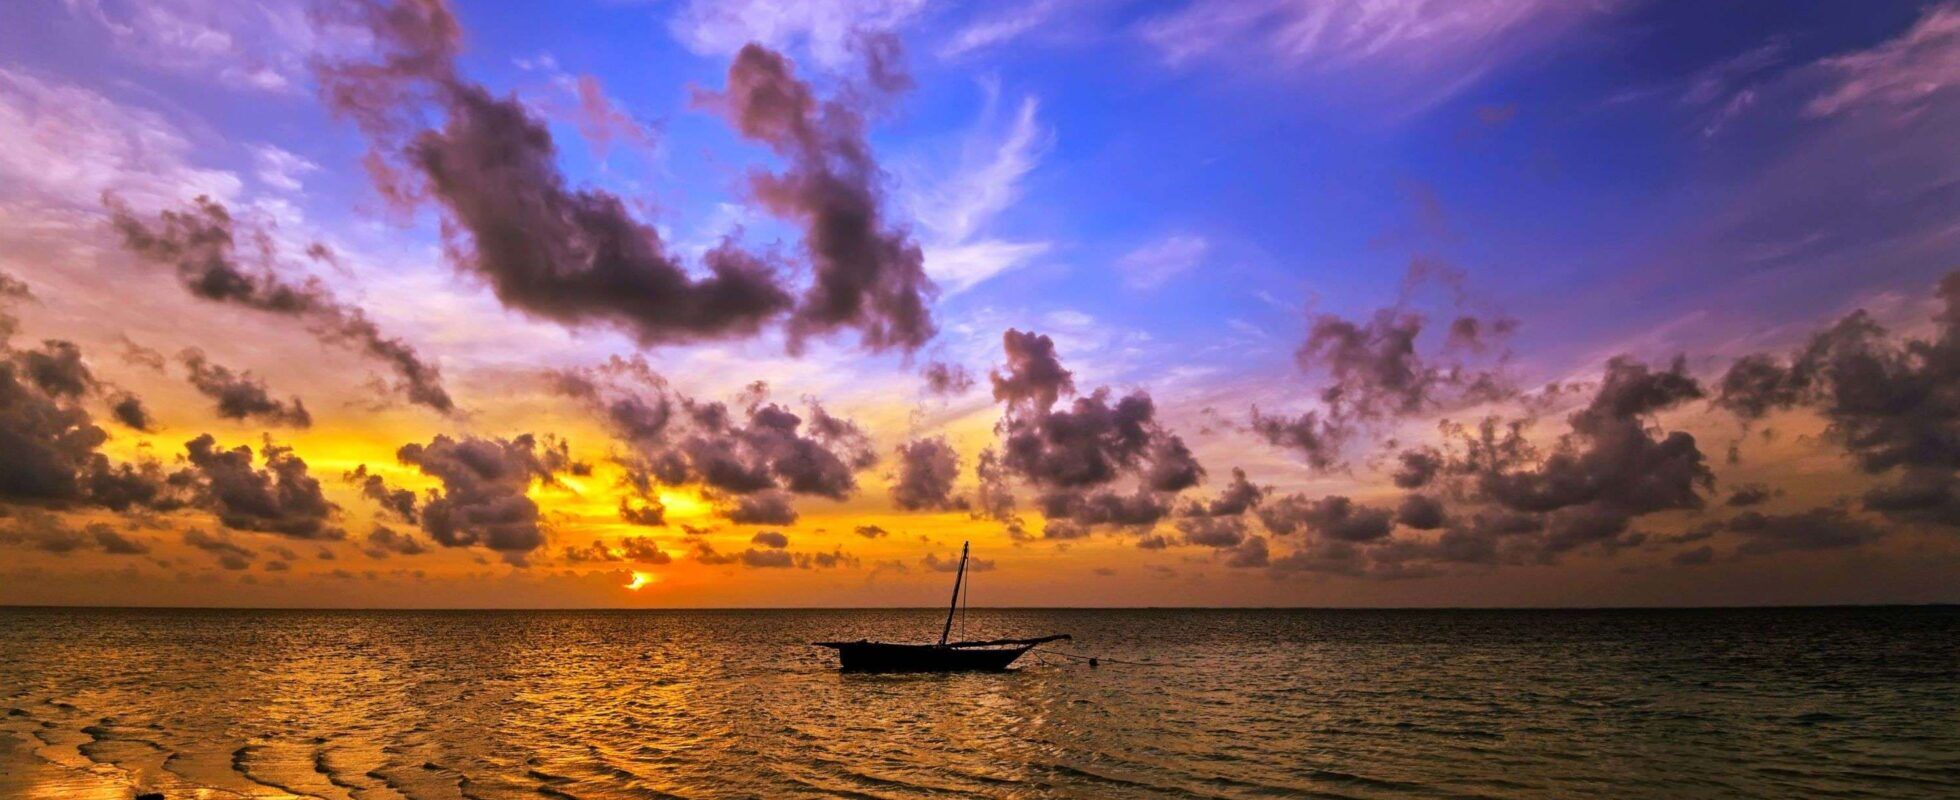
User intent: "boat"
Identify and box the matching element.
[815,541,1070,672]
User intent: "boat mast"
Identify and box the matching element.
[938,541,969,645]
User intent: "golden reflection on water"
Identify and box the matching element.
[1,607,1956,799]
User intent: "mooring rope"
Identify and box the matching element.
[1028,647,1171,667]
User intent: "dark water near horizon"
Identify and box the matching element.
[1,607,1955,799]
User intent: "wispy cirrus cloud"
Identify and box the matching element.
[938,0,1061,60]
[911,80,1054,294]
[669,0,925,67]
[513,54,660,160]
[1138,0,1615,115]
[1116,234,1208,290]
[61,0,319,92]
[1677,39,1789,138]
[0,67,241,210]
[248,144,319,194]
[1805,3,1960,120]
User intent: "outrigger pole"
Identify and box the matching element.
[938,541,969,646]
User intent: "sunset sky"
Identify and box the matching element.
[1,0,1955,608]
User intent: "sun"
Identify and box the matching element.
[625,571,658,591]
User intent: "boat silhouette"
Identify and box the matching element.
[815,541,1069,672]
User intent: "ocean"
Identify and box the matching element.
[1,606,1954,799]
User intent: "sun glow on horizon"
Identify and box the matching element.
[625,572,658,591]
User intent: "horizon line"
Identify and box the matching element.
[2,602,1953,613]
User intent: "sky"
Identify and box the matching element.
[0,0,1955,608]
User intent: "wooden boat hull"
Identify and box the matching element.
[819,642,1034,672]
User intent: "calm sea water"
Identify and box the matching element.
[0,607,1955,799]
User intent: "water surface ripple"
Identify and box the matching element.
[1,607,1954,799]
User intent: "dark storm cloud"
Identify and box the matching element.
[742,548,793,568]
[1862,470,1960,528]
[619,536,672,564]
[923,551,994,572]
[1475,357,1712,516]
[550,358,877,524]
[1346,357,1713,568]
[561,541,612,562]
[0,512,148,555]
[751,530,789,548]
[1177,514,1247,548]
[1539,507,1641,558]
[1225,535,1272,568]
[1362,511,1547,571]
[1000,390,1155,488]
[313,0,463,140]
[1725,484,1777,507]
[701,43,937,353]
[727,490,799,525]
[1039,488,1172,531]
[414,84,795,344]
[1145,437,1204,493]
[694,539,854,569]
[116,336,167,371]
[315,1,795,349]
[1713,353,1805,420]
[0,319,176,521]
[1444,314,1519,354]
[108,196,457,414]
[693,541,738,565]
[1392,447,1443,489]
[1041,519,1089,540]
[182,434,343,540]
[562,535,671,564]
[178,349,313,428]
[92,526,150,555]
[1295,307,1519,420]
[921,360,974,395]
[0,270,29,303]
[1001,389,1183,529]
[693,398,873,501]
[1258,494,1395,542]
[982,330,1210,537]
[990,329,1073,410]
[1716,271,1960,530]
[344,464,419,523]
[108,393,153,431]
[800,547,861,569]
[1298,310,1432,417]
[890,436,966,511]
[1248,408,1348,471]
[8,337,156,458]
[1396,493,1447,530]
[1672,545,1715,566]
[0,335,178,512]
[322,1,938,354]
[183,528,256,570]
[364,524,429,557]
[972,448,1018,524]
[1187,467,1266,517]
[19,340,96,399]
[619,496,667,527]
[395,433,579,559]
[1727,507,1887,555]
[1230,354,1722,579]
[1258,270,1519,470]
[0,287,22,354]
